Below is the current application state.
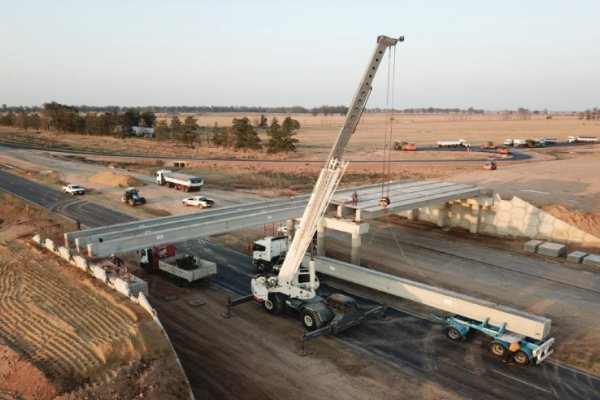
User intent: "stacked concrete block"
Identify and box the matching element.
[537,242,566,257]
[582,254,600,268]
[524,240,544,253]
[72,255,89,271]
[567,251,587,263]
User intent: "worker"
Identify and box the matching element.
[503,341,521,363]
[351,191,358,206]
[379,197,390,213]
[110,254,125,275]
[75,218,81,230]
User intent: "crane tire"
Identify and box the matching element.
[301,309,323,331]
[264,293,284,315]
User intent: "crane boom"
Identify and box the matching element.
[252,35,403,301]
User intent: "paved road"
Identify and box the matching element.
[1,170,600,399]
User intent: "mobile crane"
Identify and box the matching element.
[251,35,404,335]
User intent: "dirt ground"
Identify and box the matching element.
[0,193,191,400]
[1,115,600,398]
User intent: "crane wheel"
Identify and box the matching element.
[264,293,284,315]
[301,309,323,331]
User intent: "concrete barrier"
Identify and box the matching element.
[138,292,156,317]
[32,234,42,245]
[113,275,149,298]
[90,264,108,283]
[72,255,89,271]
[44,238,58,254]
[58,246,72,261]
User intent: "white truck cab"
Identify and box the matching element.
[252,236,288,273]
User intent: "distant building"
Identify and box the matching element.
[131,126,155,137]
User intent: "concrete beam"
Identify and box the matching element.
[306,255,551,340]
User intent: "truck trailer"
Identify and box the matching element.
[436,139,470,148]
[567,135,599,143]
[156,170,204,192]
[139,244,217,284]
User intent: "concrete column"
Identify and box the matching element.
[470,205,482,234]
[351,232,361,265]
[407,209,419,221]
[316,225,326,256]
[286,218,296,241]
[436,203,448,228]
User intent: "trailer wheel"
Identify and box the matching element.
[513,350,530,366]
[264,293,284,315]
[446,327,462,341]
[488,342,507,358]
[301,309,323,331]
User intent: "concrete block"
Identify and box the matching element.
[58,246,72,261]
[45,238,58,253]
[73,255,88,271]
[138,292,156,316]
[90,264,107,283]
[113,275,148,298]
[32,234,42,245]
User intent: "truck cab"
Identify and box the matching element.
[252,236,288,273]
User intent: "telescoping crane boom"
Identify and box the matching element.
[251,35,404,333]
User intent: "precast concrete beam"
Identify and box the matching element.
[306,255,551,340]
[350,232,362,265]
[321,217,369,235]
[88,206,305,257]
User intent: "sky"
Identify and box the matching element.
[1,0,599,111]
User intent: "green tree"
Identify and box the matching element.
[211,122,228,147]
[266,117,283,153]
[155,120,169,140]
[140,111,156,128]
[183,116,199,146]
[231,117,262,151]
[258,114,268,128]
[170,116,183,140]
[280,116,300,154]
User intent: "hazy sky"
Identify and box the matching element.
[1,0,598,110]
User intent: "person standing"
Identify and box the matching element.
[75,218,81,230]
[351,191,358,206]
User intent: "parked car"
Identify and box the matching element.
[182,196,214,208]
[62,184,85,195]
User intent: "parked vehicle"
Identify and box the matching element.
[253,236,289,273]
[156,169,203,192]
[62,184,85,195]
[139,244,217,284]
[436,139,470,148]
[497,147,511,155]
[513,139,528,147]
[503,138,514,146]
[393,140,417,151]
[483,159,497,170]
[567,135,599,143]
[542,138,558,145]
[182,196,214,208]
[121,187,146,206]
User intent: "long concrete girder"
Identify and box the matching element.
[70,180,482,257]
[331,180,483,221]
[306,254,551,340]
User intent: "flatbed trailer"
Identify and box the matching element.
[433,314,555,365]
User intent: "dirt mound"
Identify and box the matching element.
[541,204,600,240]
[88,171,144,187]
[0,343,58,400]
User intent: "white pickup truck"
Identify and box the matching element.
[62,184,85,195]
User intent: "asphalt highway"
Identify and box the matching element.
[1,169,600,399]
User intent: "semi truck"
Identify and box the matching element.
[139,244,217,284]
[156,170,204,192]
[253,236,288,273]
[436,139,470,148]
[251,35,403,335]
[567,135,598,143]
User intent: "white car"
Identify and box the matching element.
[62,184,85,195]
[182,196,214,208]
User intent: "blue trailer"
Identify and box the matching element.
[433,313,555,365]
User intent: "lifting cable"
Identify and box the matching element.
[380,44,397,209]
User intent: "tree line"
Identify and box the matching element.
[0,102,300,154]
